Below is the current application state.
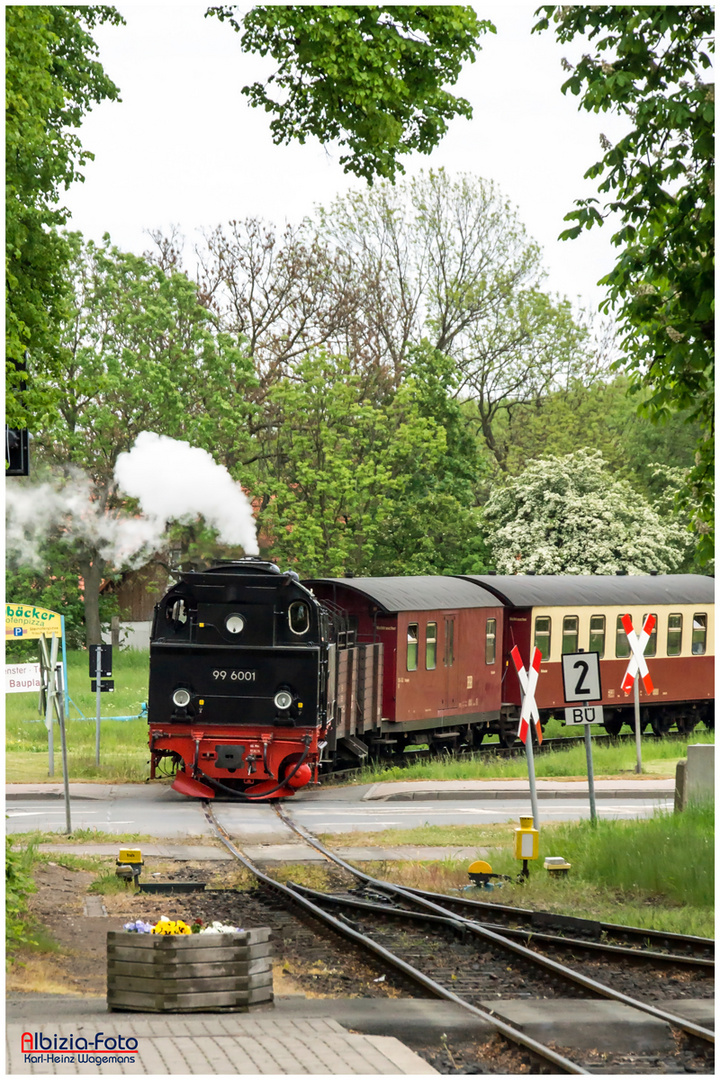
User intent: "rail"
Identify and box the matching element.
[201,800,591,1074]
[273,803,714,1047]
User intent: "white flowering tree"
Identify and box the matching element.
[483,449,688,575]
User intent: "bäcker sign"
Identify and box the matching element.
[6,604,62,640]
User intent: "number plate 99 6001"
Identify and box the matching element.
[212,670,257,682]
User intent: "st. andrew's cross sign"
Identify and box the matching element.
[620,612,656,694]
[510,645,543,746]
[510,644,542,828]
[620,612,656,775]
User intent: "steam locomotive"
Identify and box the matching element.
[147,560,714,799]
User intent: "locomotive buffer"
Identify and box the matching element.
[561,650,603,823]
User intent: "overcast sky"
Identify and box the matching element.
[63,3,630,315]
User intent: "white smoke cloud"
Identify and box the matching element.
[6,434,259,570]
[6,469,162,569]
[114,432,259,555]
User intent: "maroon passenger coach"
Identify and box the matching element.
[306,576,507,759]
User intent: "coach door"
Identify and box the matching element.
[444,615,458,709]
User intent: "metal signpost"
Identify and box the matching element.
[510,645,543,830]
[620,613,656,775]
[561,651,603,823]
[89,645,114,766]
[38,634,72,834]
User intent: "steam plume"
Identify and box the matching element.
[6,434,259,569]
[114,432,259,555]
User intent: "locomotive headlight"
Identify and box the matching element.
[225,614,245,634]
[172,688,192,708]
[274,690,293,711]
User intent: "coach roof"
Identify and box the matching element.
[458,574,714,608]
[304,576,500,613]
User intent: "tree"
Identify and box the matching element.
[369,344,491,575]
[6,5,123,428]
[5,535,119,656]
[498,374,702,490]
[17,235,257,644]
[533,6,714,559]
[318,170,598,462]
[207,5,493,182]
[189,218,364,391]
[482,449,689,575]
[255,348,488,575]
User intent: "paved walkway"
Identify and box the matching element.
[363,777,676,801]
[34,841,498,863]
[6,776,676,802]
[7,1012,437,1074]
[7,994,714,1073]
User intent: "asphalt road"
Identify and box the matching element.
[5,783,674,840]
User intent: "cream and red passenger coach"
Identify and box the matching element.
[460,574,714,738]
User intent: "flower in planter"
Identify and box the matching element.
[123,920,154,933]
[151,917,193,935]
[198,921,244,934]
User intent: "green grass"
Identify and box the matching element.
[87,871,138,895]
[355,731,713,785]
[328,803,714,938]
[12,828,158,846]
[7,648,151,782]
[37,851,109,874]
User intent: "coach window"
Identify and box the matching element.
[407,624,419,671]
[444,617,455,667]
[667,613,683,656]
[485,618,497,665]
[642,613,658,657]
[426,622,437,670]
[534,616,551,660]
[562,616,579,654]
[589,615,605,658]
[615,616,631,658]
[692,614,707,655]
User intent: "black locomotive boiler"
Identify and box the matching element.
[148,559,337,799]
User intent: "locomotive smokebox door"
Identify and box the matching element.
[215,745,245,769]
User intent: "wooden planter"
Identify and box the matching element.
[107,928,273,1012]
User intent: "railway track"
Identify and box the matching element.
[200,800,714,1074]
[398,886,715,964]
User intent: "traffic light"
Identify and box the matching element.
[6,425,29,476]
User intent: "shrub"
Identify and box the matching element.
[6,837,38,959]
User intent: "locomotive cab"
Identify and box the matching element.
[148,559,334,799]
